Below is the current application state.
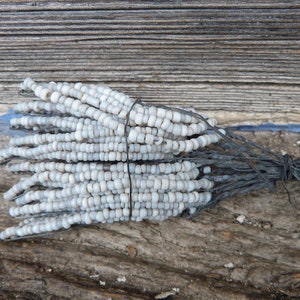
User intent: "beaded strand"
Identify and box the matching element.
[0,78,223,240]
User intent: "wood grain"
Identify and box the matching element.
[0,1,299,299]
[0,131,300,299]
[0,1,300,123]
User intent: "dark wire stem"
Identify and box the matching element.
[18,89,35,97]
[183,138,300,213]
[124,99,300,214]
[124,99,143,220]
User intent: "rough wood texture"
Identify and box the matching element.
[0,1,299,299]
[0,133,299,300]
[0,1,300,123]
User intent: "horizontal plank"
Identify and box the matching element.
[0,8,299,85]
[1,0,300,11]
[0,82,299,125]
[1,9,299,39]
[0,2,299,123]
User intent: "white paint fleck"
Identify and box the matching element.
[99,280,106,286]
[117,276,126,283]
[236,215,246,224]
[224,262,235,269]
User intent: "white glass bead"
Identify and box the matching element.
[161,118,171,130]
[67,216,75,225]
[32,224,40,234]
[83,213,92,224]
[50,91,60,103]
[73,214,81,223]
[61,218,71,230]
[45,222,52,232]
[154,117,163,128]
[96,212,104,222]
[34,85,43,98]
[123,208,130,217]
[103,209,109,219]
[172,124,182,136]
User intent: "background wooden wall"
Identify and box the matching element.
[0,1,299,299]
[0,0,300,124]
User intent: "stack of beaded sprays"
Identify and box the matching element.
[0,78,225,240]
[0,78,299,240]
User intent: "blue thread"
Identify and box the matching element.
[0,109,25,136]
[228,123,300,133]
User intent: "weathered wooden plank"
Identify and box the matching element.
[0,130,299,299]
[0,2,299,125]
[0,7,299,86]
[1,82,300,125]
[0,0,300,11]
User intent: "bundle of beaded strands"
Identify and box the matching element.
[0,78,299,240]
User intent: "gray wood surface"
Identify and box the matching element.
[0,1,299,123]
[0,1,299,299]
[1,132,299,300]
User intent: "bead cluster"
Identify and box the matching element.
[1,161,213,240]
[0,78,224,240]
